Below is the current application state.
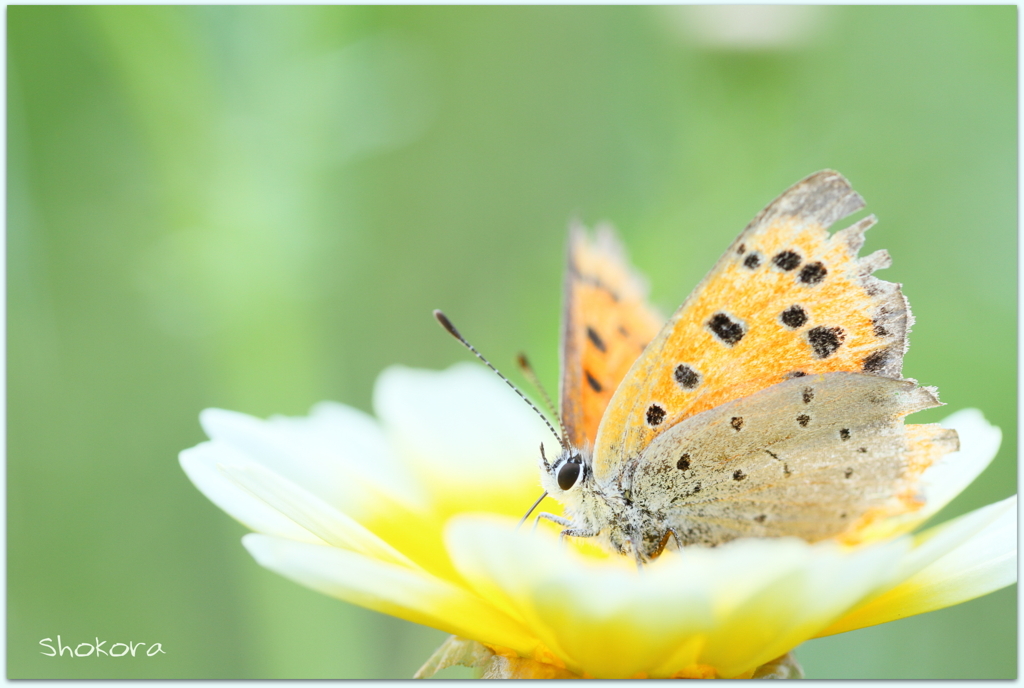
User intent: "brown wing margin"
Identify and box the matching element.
[559,222,664,449]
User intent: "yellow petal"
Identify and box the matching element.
[445,515,907,678]
[446,515,712,677]
[696,536,905,677]
[818,495,1016,636]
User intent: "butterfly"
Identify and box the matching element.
[534,170,959,563]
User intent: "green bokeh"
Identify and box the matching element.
[8,5,1015,679]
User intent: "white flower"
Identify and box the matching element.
[181,363,1016,678]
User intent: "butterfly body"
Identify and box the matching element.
[541,171,959,562]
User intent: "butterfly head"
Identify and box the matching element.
[556,454,583,491]
[539,443,592,496]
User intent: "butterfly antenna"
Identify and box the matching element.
[433,310,563,445]
[517,489,549,530]
[516,352,568,448]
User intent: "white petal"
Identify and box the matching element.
[272,401,424,505]
[199,406,424,519]
[373,363,552,505]
[896,492,1015,584]
[819,495,1017,636]
[855,409,1004,541]
[218,461,417,568]
[242,533,536,656]
[180,442,326,545]
[923,409,1002,517]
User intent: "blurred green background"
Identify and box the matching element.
[7,5,1016,679]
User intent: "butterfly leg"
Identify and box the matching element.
[557,526,602,553]
[534,511,573,533]
[629,535,645,570]
[559,525,601,540]
[627,525,647,570]
[534,512,602,549]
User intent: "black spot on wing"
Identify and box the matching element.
[796,414,810,427]
[807,326,845,359]
[802,387,814,404]
[707,312,746,346]
[799,261,828,285]
[772,250,802,271]
[674,364,701,390]
[839,428,851,441]
[646,404,666,427]
[780,305,808,329]
[732,469,746,481]
[585,370,603,393]
[730,416,744,431]
[743,252,762,269]
[586,326,606,352]
[677,453,690,470]
[862,349,890,374]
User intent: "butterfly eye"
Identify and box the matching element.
[557,456,582,491]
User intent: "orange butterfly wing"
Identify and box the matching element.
[559,223,663,449]
[593,170,913,481]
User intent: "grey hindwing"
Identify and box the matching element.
[628,372,942,545]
